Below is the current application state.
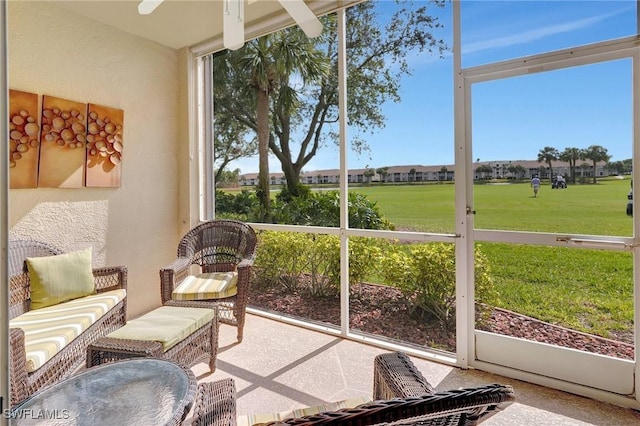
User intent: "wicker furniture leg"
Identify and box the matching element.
[189,378,237,426]
[373,352,435,399]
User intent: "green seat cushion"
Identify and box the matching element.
[106,305,215,351]
[237,396,373,426]
[172,272,238,301]
[27,247,96,310]
[10,289,126,372]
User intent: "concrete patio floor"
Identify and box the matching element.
[192,313,640,425]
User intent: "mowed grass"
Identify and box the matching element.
[353,178,634,339]
[224,178,634,338]
[479,243,633,338]
[353,178,632,236]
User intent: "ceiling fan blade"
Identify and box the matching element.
[276,0,323,38]
[223,0,245,50]
[138,0,163,15]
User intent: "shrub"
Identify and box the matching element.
[215,189,236,214]
[348,192,395,230]
[379,242,498,331]
[275,183,312,202]
[253,231,310,291]
[215,189,259,221]
[324,236,384,291]
[254,232,383,297]
[216,186,393,229]
[254,231,340,296]
[271,189,394,230]
[305,234,340,297]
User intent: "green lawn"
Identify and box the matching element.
[353,178,632,236]
[226,178,634,339]
[352,178,634,340]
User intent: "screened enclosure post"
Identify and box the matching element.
[633,49,640,404]
[202,54,215,220]
[452,0,472,369]
[1,0,9,421]
[337,7,350,336]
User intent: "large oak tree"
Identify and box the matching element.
[213,1,447,212]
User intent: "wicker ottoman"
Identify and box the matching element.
[87,304,219,372]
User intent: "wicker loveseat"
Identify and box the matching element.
[8,239,128,405]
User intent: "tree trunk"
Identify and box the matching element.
[592,161,597,184]
[215,157,231,184]
[257,88,271,221]
[570,159,575,184]
[281,161,302,196]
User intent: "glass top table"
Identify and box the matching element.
[10,358,197,426]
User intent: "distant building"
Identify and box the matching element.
[237,159,610,186]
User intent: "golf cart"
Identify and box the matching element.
[552,175,567,189]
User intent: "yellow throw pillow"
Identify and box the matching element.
[27,247,96,310]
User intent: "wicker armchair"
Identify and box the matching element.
[8,239,128,405]
[161,220,257,342]
[189,352,515,426]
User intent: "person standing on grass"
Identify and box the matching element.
[531,175,541,198]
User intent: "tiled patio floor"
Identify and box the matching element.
[192,313,640,425]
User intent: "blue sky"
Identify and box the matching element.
[230,1,637,174]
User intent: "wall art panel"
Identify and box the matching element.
[85,104,123,188]
[9,90,40,189]
[38,95,87,188]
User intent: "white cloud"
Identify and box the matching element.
[463,8,630,55]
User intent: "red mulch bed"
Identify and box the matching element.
[249,282,634,360]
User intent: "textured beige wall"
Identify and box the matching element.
[8,1,184,317]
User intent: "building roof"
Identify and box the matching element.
[238,159,608,180]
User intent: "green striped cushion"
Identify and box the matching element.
[106,305,215,351]
[172,272,238,301]
[237,396,373,426]
[9,289,126,373]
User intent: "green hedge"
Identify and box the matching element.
[216,187,394,230]
[254,232,498,330]
[380,243,498,331]
[254,231,380,297]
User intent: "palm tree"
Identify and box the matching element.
[363,168,375,183]
[214,30,329,221]
[475,164,493,180]
[507,164,526,180]
[376,167,389,183]
[559,147,582,184]
[579,162,590,179]
[537,146,559,181]
[440,166,448,181]
[581,145,611,184]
